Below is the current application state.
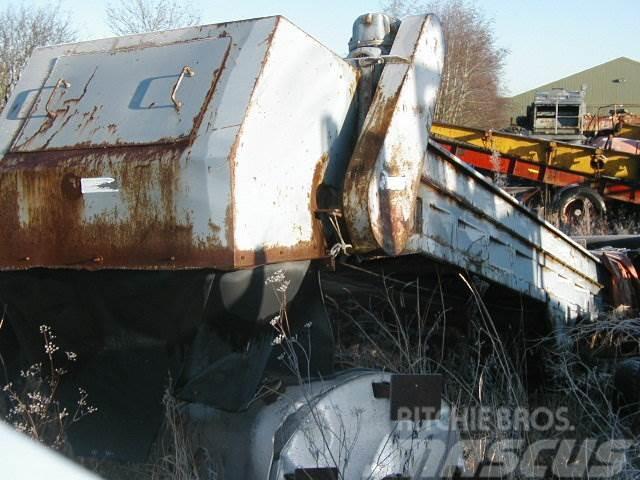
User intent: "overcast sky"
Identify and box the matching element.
[4,0,639,96]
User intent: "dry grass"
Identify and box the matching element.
[545,209,605,237]
[83,379,216,480]
[328,273,530,475]
[148,384,207,480]
[535,318,640,479]
[609,210,640,235]
[4,270,639,479]
[543,200,640,236]
[326,271,640,478]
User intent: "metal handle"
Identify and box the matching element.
[171,66,195,111]
[46,79,70,119]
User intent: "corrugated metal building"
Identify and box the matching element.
[509,57,640,119]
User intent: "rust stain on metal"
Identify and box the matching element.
[0,19,343,272]
[234,151,331,268]
[17,70,99,151]
[229,22,281,269]
[258,16,280,48]
[16,44,230,154]
[189,39,232,139]
[0,143,233,270]
[234,241,326,269]
[378,142,415,255]
[309,152,331,250]
[343,89,401,251]
[60,172,82,199]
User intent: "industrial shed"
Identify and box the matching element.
[509,57,640,120]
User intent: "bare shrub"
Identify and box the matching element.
[545,208,607,236]
[609,208,640,235]
[1,324,96,451]
[78,380,214,480]
[328,272,528,473]
[265,269,360,477]
[326,270,639,477]
[105,0,201,35]
[536,317,640,479]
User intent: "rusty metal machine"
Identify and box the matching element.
[526,88,586,141]
[0,11,618,478]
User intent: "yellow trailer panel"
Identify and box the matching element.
[431,122,640,180]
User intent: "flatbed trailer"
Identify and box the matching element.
[431,122,640,233]
[431,122,640,205]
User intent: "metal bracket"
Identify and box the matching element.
[284,467,339,480]
[374,374,443,421]
[171,66,195,111]
[371,381,391,398]
[344,54,410,67]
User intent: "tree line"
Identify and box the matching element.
[0,0,508,129]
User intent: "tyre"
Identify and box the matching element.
[551,185,606,235]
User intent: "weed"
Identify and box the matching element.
[1,324,96,451]
[327,270,639,478]
[149,381,208,480]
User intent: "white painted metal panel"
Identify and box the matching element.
[186,370,462,479]
[407,141,601,323]
[0,421,100,480]
[232,18,358,260]
[12,37,230,151]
